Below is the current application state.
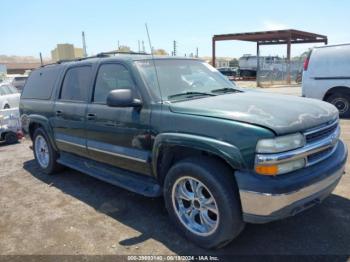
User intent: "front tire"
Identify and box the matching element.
[33,128,62,175]
[326,93,350,118]
[163,157,245,249]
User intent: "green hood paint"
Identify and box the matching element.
[169,91,338,135]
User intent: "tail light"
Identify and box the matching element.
[303,50,312,71]
[16,130,24,140]
[303,58,310,71]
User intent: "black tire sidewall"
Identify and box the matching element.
[33,128,57,175]
[327,93,350,118]
[163,157,244,249]
[5,132,18,144]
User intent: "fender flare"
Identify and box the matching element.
[27,114,58,151]
[152,132,246,178]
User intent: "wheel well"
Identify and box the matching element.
[0,132,7,140]
[28,122,42,140]
[1,131,16,141]
[156,145,234,185]
[323,86,350,101]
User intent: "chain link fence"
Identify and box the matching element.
[257,58,304,87]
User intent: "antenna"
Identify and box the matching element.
[145,23,163,102]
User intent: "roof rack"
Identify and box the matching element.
[96,51,150,57]
[40,51,150,68]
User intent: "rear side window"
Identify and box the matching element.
[60,66,91,102]
[0,86,7,95]
[1,85,11,95]
[9,86,19,93]
[93,64,134,103]
[21,66,61,99]
[1,85,18,94]
[14,77,27,81]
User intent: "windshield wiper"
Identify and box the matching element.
[168,91,216,100]
[211,88,242,94]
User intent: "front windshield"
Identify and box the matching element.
[135,59,238,101]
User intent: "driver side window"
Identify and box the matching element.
[93,64,134,103]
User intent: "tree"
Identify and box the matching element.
[117,45,132,52]
[153,49,168,55]
[229,58,239,67]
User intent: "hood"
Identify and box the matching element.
[169,91,338,135]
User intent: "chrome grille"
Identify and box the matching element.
[305,120,338,144]
[303,120,339,166]
[307,147,333,164]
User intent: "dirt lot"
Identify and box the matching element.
[1,91,350,256]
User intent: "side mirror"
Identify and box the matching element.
[106,89,142,108]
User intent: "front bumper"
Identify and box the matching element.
[235,140,347,223]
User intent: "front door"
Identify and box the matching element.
[85,63,152,175]
[52,65,92,157]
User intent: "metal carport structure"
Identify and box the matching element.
[212,29,328,86]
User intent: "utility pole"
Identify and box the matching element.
[142,41,145,53]
[138,40,141,53]
[39,52,43,66]
[173,40,177,56]
[117,41,120,50]
[196,47,198,58]
[82,31,87,57]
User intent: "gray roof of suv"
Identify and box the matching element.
[37,55,200,70]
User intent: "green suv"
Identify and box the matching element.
[20,53,347,249]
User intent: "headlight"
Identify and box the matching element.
[256,133,305,153]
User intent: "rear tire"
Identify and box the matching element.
[163,157,245,249]
[326,93,350,118]
[4,132,18,144]
[33,128,62,175]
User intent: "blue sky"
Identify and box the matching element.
[1,0,350,59]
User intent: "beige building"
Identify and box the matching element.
[51,44,84,62]
[74,48,84,58]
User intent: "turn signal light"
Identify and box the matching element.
[255,165,278,176]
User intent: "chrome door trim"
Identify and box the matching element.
[87,146,148,163]
[55,138,86,149]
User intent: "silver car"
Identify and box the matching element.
[0,84,20,109]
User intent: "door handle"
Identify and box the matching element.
[55,110,63,116]
[87,113,96,120]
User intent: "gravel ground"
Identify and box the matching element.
[0,94,349,256]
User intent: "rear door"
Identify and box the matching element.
[52,65,92,157]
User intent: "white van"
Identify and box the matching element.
[302,44,350,117]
